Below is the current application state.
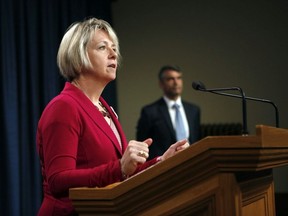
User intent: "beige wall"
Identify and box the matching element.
[111,0,288,192]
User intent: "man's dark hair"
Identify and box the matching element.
[158,65,182,81]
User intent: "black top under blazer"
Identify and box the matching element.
[136,98,201,159]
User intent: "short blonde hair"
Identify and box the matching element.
[57,17,121,81]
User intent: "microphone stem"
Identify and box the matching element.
[245,96,279,128]
[240,90,248,135]
[209,91,279,128]
[206,87,249,135]
[275,104,279,128]
[193,81,279,130]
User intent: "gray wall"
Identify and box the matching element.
[111,0,288,192]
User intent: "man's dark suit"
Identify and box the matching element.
[136,98,201,159]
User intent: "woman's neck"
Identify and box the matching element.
[71,78,103,106]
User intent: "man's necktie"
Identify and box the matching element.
[173,103,186,141]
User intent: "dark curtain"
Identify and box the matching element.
[0,0,117,215]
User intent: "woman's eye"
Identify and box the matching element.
[98,46,106,50]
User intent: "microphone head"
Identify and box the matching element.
[192,81,206,90]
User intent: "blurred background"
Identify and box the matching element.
[1,0,287,215]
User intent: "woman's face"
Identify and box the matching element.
[84,29,118,83]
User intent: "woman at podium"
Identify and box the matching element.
[36,17,189,215]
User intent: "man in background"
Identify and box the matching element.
[136,65,201,159]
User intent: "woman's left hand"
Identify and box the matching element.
[160,139,189,162]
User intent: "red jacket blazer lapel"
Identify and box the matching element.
[62,82,126,155]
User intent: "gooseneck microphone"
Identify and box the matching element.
[192,81,279,132]
[192,81,248,135]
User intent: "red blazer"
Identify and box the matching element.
[37,82,158,215]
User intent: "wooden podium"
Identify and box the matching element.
[69,125,288,216]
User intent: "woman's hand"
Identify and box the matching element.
[120,138,152,176]
[160,139,189,162]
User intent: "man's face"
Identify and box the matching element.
[159,70,183,100]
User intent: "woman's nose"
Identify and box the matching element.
[109,48,117,59]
